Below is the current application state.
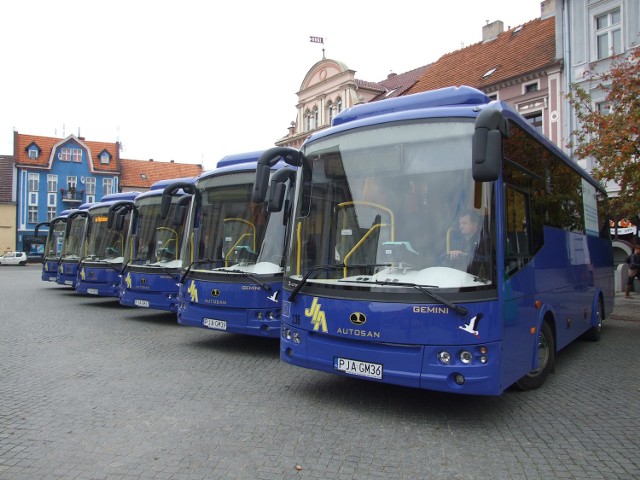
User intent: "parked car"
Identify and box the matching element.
[0,252,28,266]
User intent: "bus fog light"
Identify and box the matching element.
[267,311,276,320]
[283,328,291,340]
[454,373,465,385]
[460,351,472,364]
[256,311,264,320]
[479,356,488,364]
[292,332,301,344]
[479,346,488,354]
[285,347,293,358]
[437,351,451,365]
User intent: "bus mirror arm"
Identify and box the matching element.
[253,147,302,203]
[160,182,195,219]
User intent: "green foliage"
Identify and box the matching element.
[567,49,640,218]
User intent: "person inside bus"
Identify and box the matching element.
[445,209,489,275]
[624,244,640,298]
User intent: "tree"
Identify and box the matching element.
[567,48,640,219]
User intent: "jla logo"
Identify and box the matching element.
[305,297,328,333]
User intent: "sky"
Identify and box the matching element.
[1,0,545,171]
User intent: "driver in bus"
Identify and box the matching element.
[446,209,490,276]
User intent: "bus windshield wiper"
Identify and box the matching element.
[370,279,468,316]
[214,268,272,291]
[179,258,216,284]
[288,263,391,302]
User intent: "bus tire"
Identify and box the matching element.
[514,321,555,391]
[583,299,603,342]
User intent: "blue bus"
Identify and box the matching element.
[168,151,294,337]
[118,178,195,311]
[75,192,141,296]
[254,86,614,395]
[57,202,96,288]
[35,209,74,282]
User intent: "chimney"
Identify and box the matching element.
[170,160,174,163]
[387,72,397,79]
[149,159,154,162]
[540,0,555,19]
[482,20,504,42]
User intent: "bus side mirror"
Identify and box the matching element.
[173,194,192,227]
[266,168,295,212]
[268,182,286,212]
[472,108,508,182]
[116,211,127,231]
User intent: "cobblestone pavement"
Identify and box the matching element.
[1,267,639,480]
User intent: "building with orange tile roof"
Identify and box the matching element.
[406,6,562,148]
[119,158,203,191]
[12,131,202,254]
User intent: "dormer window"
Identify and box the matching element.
[25,142,41,160]
[483,68,497,78]
[99,150,111,164]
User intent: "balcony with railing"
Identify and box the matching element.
[60,188,84,203]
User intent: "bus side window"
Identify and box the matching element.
[505,186,532,277]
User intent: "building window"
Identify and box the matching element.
[103,178,113,195]
[47,207,56,221]
[305,110,311,132]
[595,8,621,59]
[59,148,72,161]
[524,82,539,93]
[312,107,319,130]
[67,176,77,190]
[47,174,58,193]
[28,173,39,192]
[596,100,611,115]
[86,195,95,204]
[100,151,110,164]
[85,177,96,195]
[524,111,543,134]
[28,206,38,224]
[28,149,39,159]
[327,102,334,125]
[336,97,342,113]
[72,149,82,162]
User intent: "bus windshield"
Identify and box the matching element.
[45,220,67,259]
[288,119,496,296]
[128,196,186,268]
[189,171,285,275]
[61,216,88,260]
[85,207,128,263]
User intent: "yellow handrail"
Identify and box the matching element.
[223,218,256,251]
[342,223,387,277]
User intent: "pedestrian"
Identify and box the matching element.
[625,244,640,298]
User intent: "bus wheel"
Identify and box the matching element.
[514,321,555,391]
[583,299,603,342]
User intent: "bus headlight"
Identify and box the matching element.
[437,351,451,365]
[283,327,292,340]
[292,332,301,344]
[460,351,473,364]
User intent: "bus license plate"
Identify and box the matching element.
[134,299,150,307]
[87,288,99,295]
[203,318,227,330]
[335,357,383,380]
[64,280,73,285]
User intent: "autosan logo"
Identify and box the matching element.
[349,312,367,325]
[211,289,220,297]
[140,277,147,285]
